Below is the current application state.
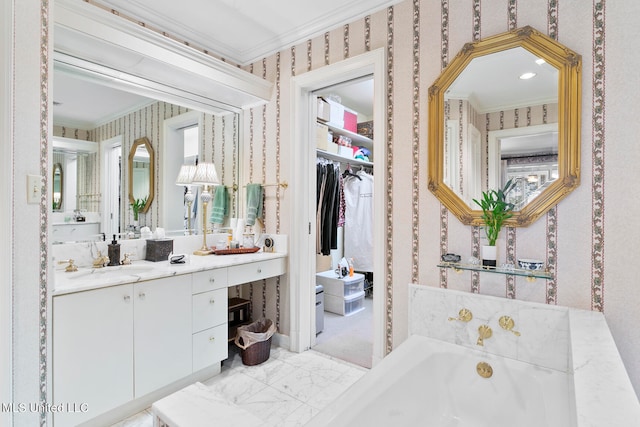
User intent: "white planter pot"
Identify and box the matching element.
[482,245,497,268]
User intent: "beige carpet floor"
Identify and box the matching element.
[312,295,373,369]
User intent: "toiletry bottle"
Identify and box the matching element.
[108,234,121,266]
[227,229,233,249]
[348,258,354,277]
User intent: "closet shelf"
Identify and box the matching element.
[325,123,373,148]
[317,149,373,167]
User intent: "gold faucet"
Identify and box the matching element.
[477,325,493,346]
[58,259,78,272]
[448,308,473,322]
[498,316,521,336]
[92,251,110,268]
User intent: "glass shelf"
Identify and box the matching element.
[437,262,552,280]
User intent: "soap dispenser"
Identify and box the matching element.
[108,234,121,266]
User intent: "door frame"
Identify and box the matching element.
[101,135,123,238]
[289,48,387,366]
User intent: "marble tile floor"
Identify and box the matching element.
[110,344,368,427]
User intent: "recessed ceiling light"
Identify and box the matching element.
[519,72,536,80]
[535,58,546,65]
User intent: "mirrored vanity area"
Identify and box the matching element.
[49,1,282,426]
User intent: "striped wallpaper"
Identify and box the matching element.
[27,0,638,413]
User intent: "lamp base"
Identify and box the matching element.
[193,247,213,256]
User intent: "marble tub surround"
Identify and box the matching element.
[408,285,640,425]
[409,285,570,371]
[51,233,288,295]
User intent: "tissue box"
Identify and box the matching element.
[145,239,174,262]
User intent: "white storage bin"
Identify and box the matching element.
[316,270,364,297]
[324,290,365,316]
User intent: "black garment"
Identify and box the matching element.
[316,162,341,255]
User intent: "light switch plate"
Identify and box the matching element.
[27,174,42,204]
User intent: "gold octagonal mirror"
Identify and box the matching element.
[128,137,155,214]
[428,26,581,227]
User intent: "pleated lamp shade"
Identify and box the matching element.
[191,162,220,186]
[175,164,197,186]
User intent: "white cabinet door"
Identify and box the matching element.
[133,276,192,397]
[53,284,134,427]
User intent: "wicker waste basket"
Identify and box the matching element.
[234,318,276,366]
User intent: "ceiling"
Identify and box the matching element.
[445,47,558,113]
[53,0,397,128]
[94,0,399,66]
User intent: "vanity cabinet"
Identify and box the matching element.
[192,270,229,372]
[228,257,286,286]
[133,276,192,397]
[53,284,134,427]
[53,255,286,426]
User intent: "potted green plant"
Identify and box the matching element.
[472,179,516,267]
[131,196,147,223]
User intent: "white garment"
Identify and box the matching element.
[343,170,374,272]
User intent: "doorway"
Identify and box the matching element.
[102,135,122,238]
[313,78,374,368]
[289,49,387,367]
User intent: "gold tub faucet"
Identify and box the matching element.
[477,325,493,346]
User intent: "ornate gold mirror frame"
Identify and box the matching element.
[128,137,155,214]
[428,26,581,227]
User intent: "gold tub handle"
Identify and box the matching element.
[498,316,521,336]
[448,308,473,323]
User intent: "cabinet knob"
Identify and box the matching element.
[257,268,262,274]
[209,277,215,283]
[209,298,215,304]
[209,336,215,342]
[139,292,146,299]
[123,295,130,302]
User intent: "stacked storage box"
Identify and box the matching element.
[316,270,365,316]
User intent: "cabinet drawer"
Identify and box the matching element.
[227,258,286,286]
[192,288,228,333]
[192,268,228,294]
[193,324,228,372]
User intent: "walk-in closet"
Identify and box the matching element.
[312,77,374,368]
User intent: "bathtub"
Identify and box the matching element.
[305,286,640,427]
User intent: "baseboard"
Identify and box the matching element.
[272,332,291,351]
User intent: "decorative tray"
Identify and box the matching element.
[213,247,261,255]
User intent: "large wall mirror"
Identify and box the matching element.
[128,137,155,214]
[51,0,272,239]
[428,26,581,227]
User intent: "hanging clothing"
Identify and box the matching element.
[316,160,341,255]
[343,169,374,272]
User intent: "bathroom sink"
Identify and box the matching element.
[69,265,155,280]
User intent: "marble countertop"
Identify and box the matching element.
[53,251,287,296]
